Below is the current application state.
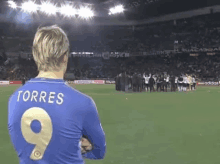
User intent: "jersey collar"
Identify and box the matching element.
[29,77,65,83]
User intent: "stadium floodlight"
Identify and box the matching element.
[60,5,77,17]
[8,0,17,9]
[109,5,124,15]
[109,7,116,15]
[78,7,94,19]
[40,2,57,15]
[21,1,38,13]
[115,5,124,13]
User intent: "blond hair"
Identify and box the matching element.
[32,25,69,72]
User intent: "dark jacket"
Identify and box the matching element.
[171,76,175,84]
[149,77,155,86]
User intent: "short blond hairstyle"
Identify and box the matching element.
[32,25,69,72]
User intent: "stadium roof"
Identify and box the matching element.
[124,0,220,20]
[0,0,220,26]
[68,0,220,19]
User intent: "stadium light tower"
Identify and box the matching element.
[8,0,17,9]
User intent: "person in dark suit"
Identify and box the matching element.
[170,75,176,92]
[124,73,129,92]
[137,74,143,92]
[156,75,161,92]
[160,75,164,92]
[115,74,122,91]
[132,73,138,92]
[121,72,126,92]
[115,75,118,91]
[149,75,155,93]
[22,76,26,85]
[142,73,146,91]
[115,75,119,91]
[118,74,122,91]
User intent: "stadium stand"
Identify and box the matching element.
[1,12,220,82]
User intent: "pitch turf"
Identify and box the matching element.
[1,84,220,164]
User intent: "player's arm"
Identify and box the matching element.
[82,98,106,160]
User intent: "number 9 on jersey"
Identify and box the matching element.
[21,107,53,160]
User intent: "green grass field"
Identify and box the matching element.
[1,84,220,164]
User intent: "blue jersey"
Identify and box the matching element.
[8,78,106,164]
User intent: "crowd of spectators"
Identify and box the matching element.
[0,56,37,80]
[65,13,220,53]
[64,53,220,81]
[0,52,220,82]
[174,14,220,49]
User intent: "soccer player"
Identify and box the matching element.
[152,74,157,92]
[166,74,169,89]
[8,25,106,164]
[192,76,196,90]
[183,74,188,92]
[187,74,192,91]
[163,74,169,92]
[175,76,178,91]
[178,75,183,92]
[143,73,149,92]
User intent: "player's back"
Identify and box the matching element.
[144,76,149,83]
[8,78,90,164]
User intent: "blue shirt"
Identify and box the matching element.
[8,78,106,164]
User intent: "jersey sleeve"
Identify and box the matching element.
[82,98,106,160]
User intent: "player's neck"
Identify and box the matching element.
[36,71,64,79]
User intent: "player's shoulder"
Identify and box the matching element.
[64,83,93,102]
[8,84,24,102]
